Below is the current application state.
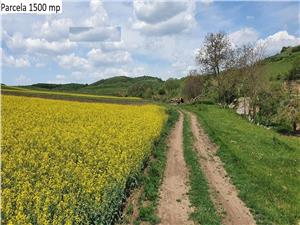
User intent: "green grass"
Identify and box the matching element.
[183,113,221,225]
[264,49,300,81]
[134,108,179,224]
[184,104,300,225]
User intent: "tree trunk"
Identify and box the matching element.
[292,121,297,133]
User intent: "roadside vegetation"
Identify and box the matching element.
[183,114,221,225]
[184,104,300,225]
[126,109,179,225]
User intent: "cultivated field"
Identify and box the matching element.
[1,95,166,224]
[1,88,143,105]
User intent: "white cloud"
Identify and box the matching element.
[57,54,91,71]
[90,66,147,80]
[70,71,88,82]
[1,48,30,68]
[229,27,259,47]
[257,31,300,55]
[84,0,108,27]
[133,0,196,36]
[201,0,213,7]
[87,48,132,66]
[4,31,76,55]
[101,41,126,52]
[25,38,76,55]
[16,74,31,85]
[47,74,68,84]
[32,18,73,41]
[134,1,188,24]
[56,74,66,80]
[35,62,46,68]
[91,68,128,79]
[56,47,132,74]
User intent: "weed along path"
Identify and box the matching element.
[157,112,194,225]
[188,112,256,225]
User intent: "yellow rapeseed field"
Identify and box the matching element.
[1,95,166,224]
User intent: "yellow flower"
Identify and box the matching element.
[1,95,166,224]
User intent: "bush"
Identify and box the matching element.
[291,45,300,53]
[284,62,300,81]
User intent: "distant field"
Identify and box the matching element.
[1,87,144,105]
[2,95,166,224]
[184,104,300,225]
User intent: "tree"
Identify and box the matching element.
[182,70,204,100]
[164,78,180,96]
[285,60,300,81]
[233,44,267,119]
[196,32,231,76]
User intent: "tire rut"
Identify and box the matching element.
[157,112,194,225]
[188,112,256,225]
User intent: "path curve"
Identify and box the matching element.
[189,112,256,225]
[157,112,194,225]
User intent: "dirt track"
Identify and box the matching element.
[188,112,256,225]
[157,112,194,225]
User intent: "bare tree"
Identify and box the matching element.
[182,70,204,100]
[196,32,231,76]
[236,44,267,119]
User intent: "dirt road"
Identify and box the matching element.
[157,112,194,225]
[188,112,256,225]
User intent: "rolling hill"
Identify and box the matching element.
[11,76,164,97]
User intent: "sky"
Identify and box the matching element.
[1,0,300,85]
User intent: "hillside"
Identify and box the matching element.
[81,76,164,96]
[12,76,164,97]
[263,45,300,82]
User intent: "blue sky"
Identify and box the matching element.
[1,0,300,85]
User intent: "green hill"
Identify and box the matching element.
[81,76,164,96]
[11,76,165,98]
[263,45,300,82]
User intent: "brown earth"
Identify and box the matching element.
[188,112,256,225]
[157,112,194,225]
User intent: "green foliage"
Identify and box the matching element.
[183,114,221,225]
[127,80,162,98]
[291,45,300,53]
[164,78,181,96]
[182,74,205,100]
[284,60,300,81]
[275,92,300,133]
[31,83,87,90]
[184,104,300,225]
[85,76,164,97]
[254,86,284,126]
